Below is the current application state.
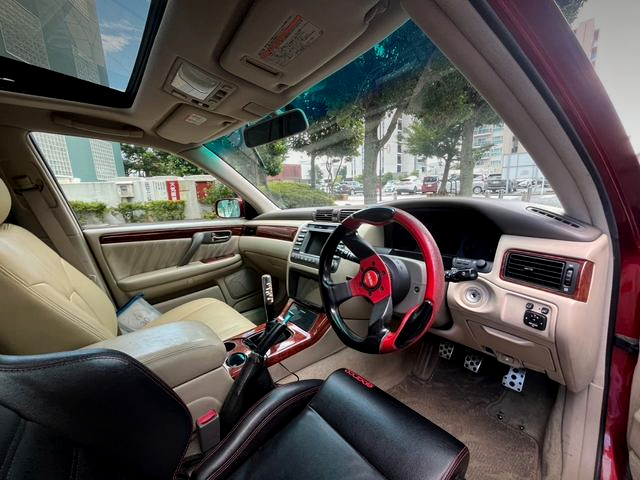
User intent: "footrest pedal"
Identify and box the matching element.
[502,367,526,392]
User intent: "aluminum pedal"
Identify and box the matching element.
[463,353,483,373]
[502,367,526,392]
[438,341,454,360]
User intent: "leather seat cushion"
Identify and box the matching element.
[149,298,255,341]
[194,369,469,480]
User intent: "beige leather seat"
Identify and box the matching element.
[0,178,255,355]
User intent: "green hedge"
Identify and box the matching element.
[69,200,108,226]
[202,183,235,206]
[263,182,335,208]
[111,200,186,223]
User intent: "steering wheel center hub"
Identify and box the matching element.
[362,268,380,289]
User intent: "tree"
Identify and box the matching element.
[290,106,363,189]
[289,22,441,202]
[313,165,324,185]
[257,140,287,178]
[407,119,462,195]
[121,144,204,177]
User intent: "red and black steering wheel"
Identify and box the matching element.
[319,206,445,354]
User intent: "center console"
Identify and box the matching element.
[222,301,330,378]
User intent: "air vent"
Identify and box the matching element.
[314,209,334,222]
[527,207,582,229]
[504,252,565,290]
[338,208,360,221]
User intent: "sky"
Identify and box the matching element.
[95,0,151,91]
[574,0,640,153]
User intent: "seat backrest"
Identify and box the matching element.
[0,178,117,354]
[0,349,192,479]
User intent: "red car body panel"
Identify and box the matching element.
[486,1,640,478]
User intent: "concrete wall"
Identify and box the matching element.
[60,177,211,224]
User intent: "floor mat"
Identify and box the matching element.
[387,357,556,480]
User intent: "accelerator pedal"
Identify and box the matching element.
[438,341,454,360]
[502,367,526,392]
[463,352,483,373]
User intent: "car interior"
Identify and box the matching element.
[0,0,635,479]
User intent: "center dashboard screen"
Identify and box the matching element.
[304,231,331,256]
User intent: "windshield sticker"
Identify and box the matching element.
[258,14,322,68]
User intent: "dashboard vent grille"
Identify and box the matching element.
[314,209,334,222]
[338,208,360,221]
[504,252,565,290]
[527,207,582,228]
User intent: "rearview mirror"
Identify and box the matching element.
[215,198,242,218]
[243,109,308,148]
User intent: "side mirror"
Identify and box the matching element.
[215,198,242,218]
[243,109,308,148]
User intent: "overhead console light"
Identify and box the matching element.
[171,63,220,100]
[164,59,237,111]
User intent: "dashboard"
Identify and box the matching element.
[384,209,502,268]
[252,197,610,393]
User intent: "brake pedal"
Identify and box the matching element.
[438,341,454,360]
[463,353,483,373]
[502,367,526,392]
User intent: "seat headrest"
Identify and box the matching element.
[0,177,10,223]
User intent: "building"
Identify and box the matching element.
[0,0,108,83]
[1,0,124,182]
[32,132,125,182]
[472,124,505,174]
[269,164,302,182]
[573,18,599,66]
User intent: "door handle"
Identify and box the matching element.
[178,230,233,266]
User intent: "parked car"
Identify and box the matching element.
[335,180,363,195]
[486,174,515,193]
[438,175,485,195]
[382,181,397,194]
[396,176,421,194]
[421,176,438,194]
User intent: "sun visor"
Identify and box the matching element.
[220,0,387,92]
[156,105,239,144]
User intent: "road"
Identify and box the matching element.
[334,190,561,208]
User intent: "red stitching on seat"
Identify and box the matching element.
[441,446,469,480]
[204,387,319,480]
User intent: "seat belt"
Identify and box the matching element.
[14,176,92,277]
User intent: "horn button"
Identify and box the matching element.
[362,268,381,289]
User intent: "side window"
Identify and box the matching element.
[31,133,236,227]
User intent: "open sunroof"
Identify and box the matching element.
[0,0,166,107]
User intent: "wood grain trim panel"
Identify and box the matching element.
[254,225,298,242]
[223,301,330,378]
[99,226,244,244]
[499,248,593,302]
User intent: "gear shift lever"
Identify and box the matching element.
[261,274,275,333]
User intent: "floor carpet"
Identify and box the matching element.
[387,357,557,480]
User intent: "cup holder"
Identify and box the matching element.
[224,341,236,352]
[226,352,247,368]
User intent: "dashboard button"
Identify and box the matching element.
[525,302,534,310]
[541,307,550,315]
[523,311,547,330]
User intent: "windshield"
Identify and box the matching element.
[206,20,560,210]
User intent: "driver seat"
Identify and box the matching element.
[0,178,255,354]
[0,349,469,480]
